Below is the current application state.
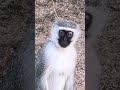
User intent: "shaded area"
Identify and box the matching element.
[0,0,35,90]
[86,0,120,90]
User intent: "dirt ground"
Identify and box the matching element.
[35,0,85,90]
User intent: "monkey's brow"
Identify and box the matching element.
[56,21,77,29]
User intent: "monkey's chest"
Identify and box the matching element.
[47,50,76,74]
[47,53,75,90]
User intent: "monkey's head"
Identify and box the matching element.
[49,19,80,48]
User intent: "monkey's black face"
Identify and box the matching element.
[58,30,73,48]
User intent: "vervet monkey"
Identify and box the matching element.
[36,19,81,90]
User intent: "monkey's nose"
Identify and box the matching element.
[63,37,67,41]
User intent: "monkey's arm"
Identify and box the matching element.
[35,54,51,90]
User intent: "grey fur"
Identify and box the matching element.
[56,20,77,29]
[35,48,45,90]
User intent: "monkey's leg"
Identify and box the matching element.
[48,72,66,90]
[64,74,74,90]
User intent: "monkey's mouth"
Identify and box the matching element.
[58,39,71,48]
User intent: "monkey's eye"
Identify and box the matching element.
[59,30,64,36]
[67,31,73,37]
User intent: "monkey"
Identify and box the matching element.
[35,19,81,90]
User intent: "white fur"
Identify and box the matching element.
[39,20,80,90]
